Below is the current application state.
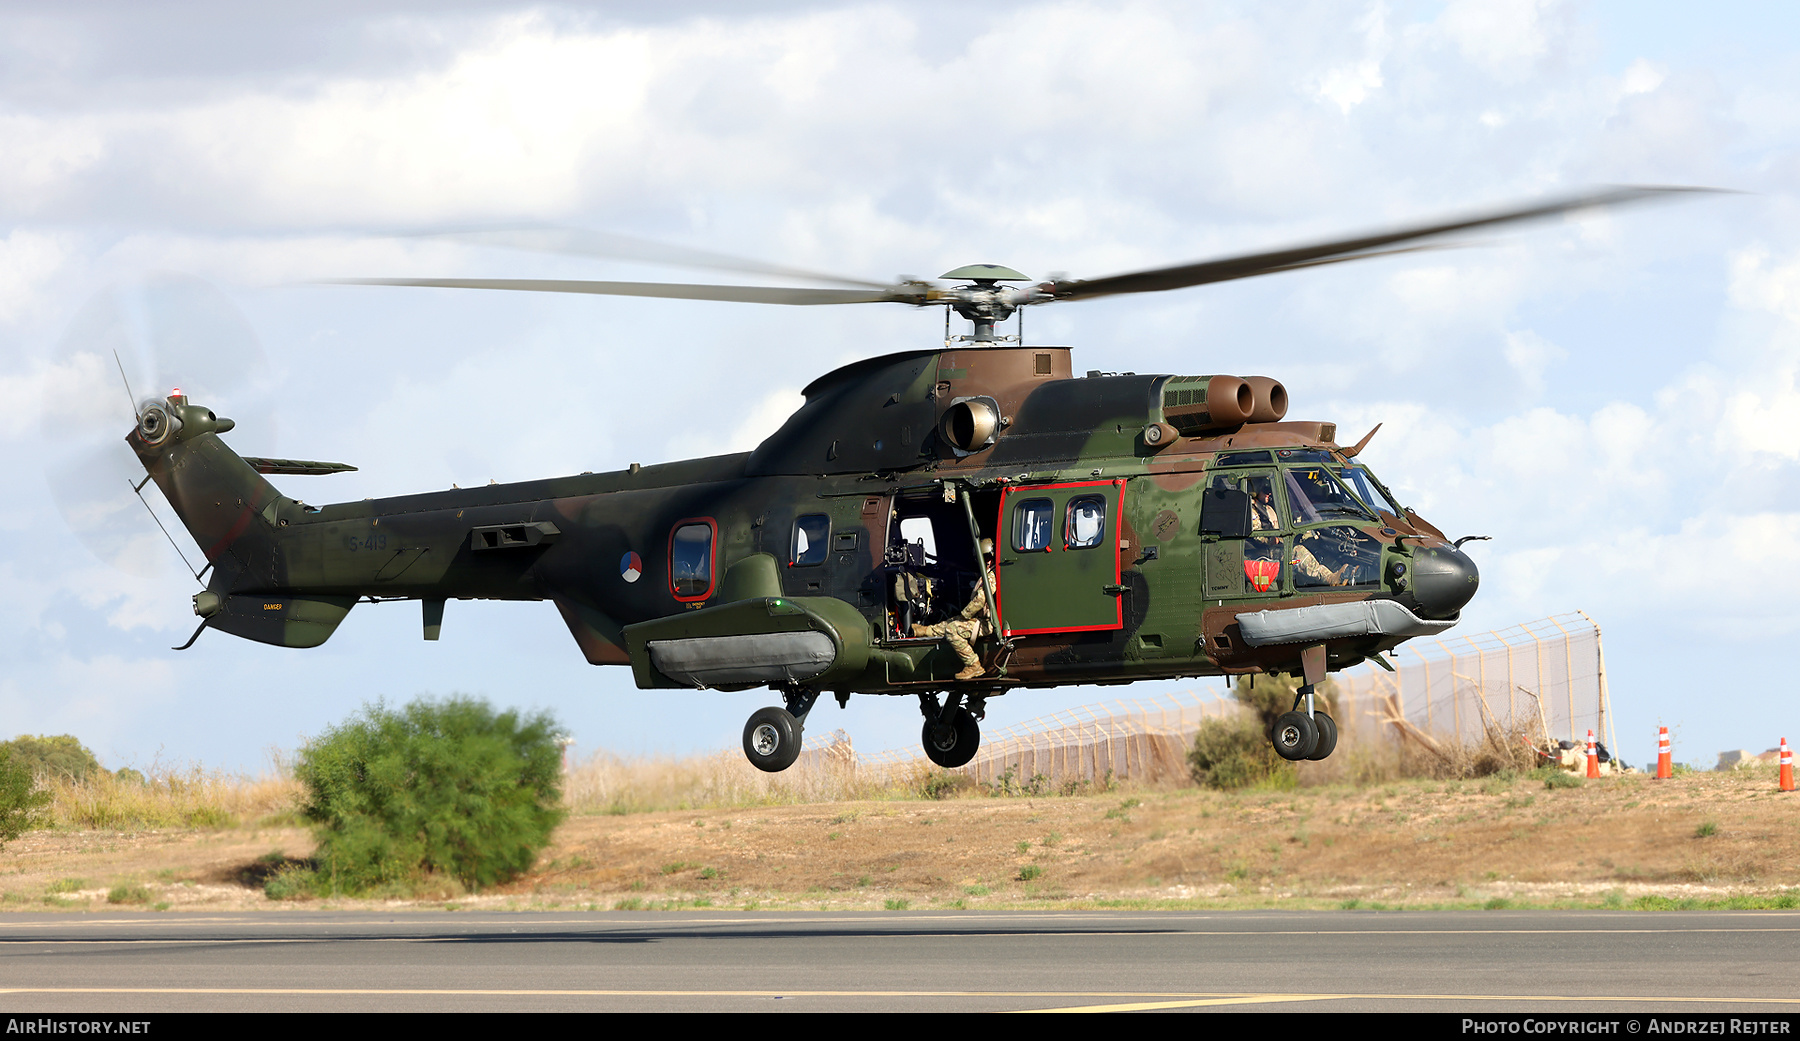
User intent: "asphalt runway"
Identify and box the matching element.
[1,910,1796,1013]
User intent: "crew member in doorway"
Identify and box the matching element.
[913,538,997,681]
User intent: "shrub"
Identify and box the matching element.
[0,746,50,849]
[1,735,102,782]
[1232,674,1338,732]
[294,696,565,894]
[1189,715,1295,790]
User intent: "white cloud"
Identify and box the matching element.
[1436,0,1559,81]
[1314,2,1389,113]
[0,230,74,325]
[1620,58,1667,97]
[1502,329,1567,397]
[0,114,105,207]
[665,385,803,461]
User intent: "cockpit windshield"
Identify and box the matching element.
[1284,465,1377,524]
[1333,463,1404,518]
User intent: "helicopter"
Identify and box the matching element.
[116,186,1707,773]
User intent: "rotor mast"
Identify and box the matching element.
[936,264,1043,345]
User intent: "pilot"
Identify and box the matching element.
[1248,484,1348,586]
[912,538,997,682]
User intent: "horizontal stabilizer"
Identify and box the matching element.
[199,593,357,648]
[241,457,358,476]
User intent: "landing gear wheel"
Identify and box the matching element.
[922,706,981,769]
[1306,711,1338,761]
[743,706,803,773]
[1271,711,1319,761]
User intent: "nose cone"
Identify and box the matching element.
[1410,544,1479,618]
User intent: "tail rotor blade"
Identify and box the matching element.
[44,275,272,577]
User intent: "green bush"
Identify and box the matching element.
[1187,674,1338,790]
[1188,716,1293,790]
[1231,673,1339,730]
[1,735,102,782]
[294,697,566,894]
[0,746,50,849]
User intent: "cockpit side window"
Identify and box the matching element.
[1334,464,1404,517]
[1284,466,1375,524]
[1293,526,1383,590]
[1244,473,1285,532]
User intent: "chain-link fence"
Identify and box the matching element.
[1332,611,1612,753]
[862,692,1240,787]
[858,612,1611,784]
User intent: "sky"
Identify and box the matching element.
[1,0,1796,773]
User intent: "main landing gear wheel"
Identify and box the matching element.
[1271,711,1319,761]
[1306,711,1338,761]
[743,706,803,773]
[922,706,981,769]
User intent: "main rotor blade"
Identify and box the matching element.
[328,277,919,306]
[428,226,895,291]
[1049,185,1725,301]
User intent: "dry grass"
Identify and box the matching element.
[1297,722,1548,787]
[562,748,949,813]
[7,758,1799,913]
[26,713,1574,836]
[40,765,301,831]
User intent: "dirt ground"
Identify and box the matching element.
[3,770,1795,912]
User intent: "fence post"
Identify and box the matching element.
[1575,610,1615,758]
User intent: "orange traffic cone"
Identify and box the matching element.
[1656,726,1673,780]
[1585,729,1600,779]
[1780,738,1794,793]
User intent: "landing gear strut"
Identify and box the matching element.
[741,689,821,773]
[919,691,981,769]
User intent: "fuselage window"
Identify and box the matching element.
[1065,495,1106,549]
[1013,498,1054,552]
[670,521,716,599]
[792,514,830,566]
[897,516,939,564]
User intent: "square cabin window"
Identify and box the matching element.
[1065,495,1106,549]
[670,521,715,599]
[792,514,830,567]
[1013,498,1054,552]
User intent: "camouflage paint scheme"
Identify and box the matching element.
[131,344,1480,702]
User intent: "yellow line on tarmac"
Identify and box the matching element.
[1023,995,1341,1012]
[0,988,1240,998]
[8,987,1800,1009]
[1024,993,1800,1012]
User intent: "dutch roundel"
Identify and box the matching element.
[619,551,642,583]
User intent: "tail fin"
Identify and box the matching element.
[128,392,355,648]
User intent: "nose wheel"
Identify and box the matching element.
[1269,683,1338,762]
[1271,711,1318,761]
